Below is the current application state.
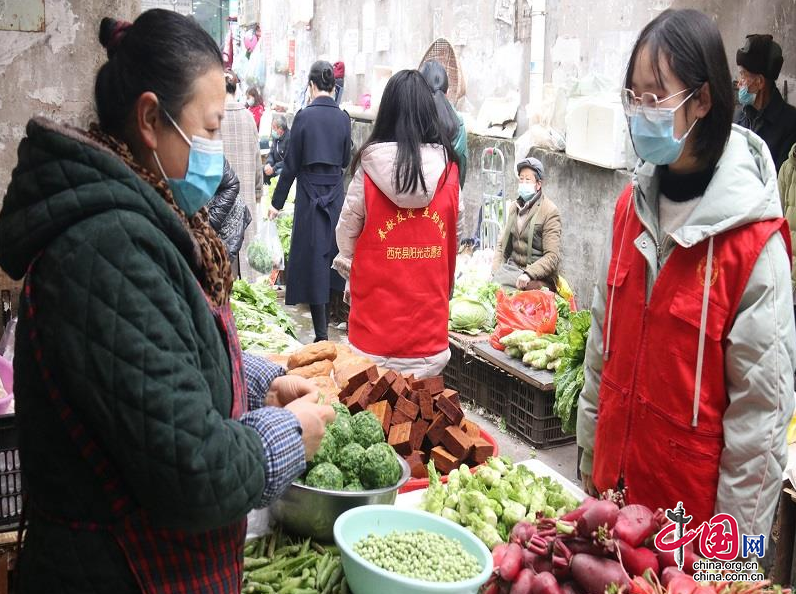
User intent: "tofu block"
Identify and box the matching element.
[431,446,461,475]
[367,400,392,436]
[470,437,494,464]
[395,395,419,421]
[461,419,481,438]
[410,419,429,452]
[405,450,428,479]
[424,376,446,395]
[347,382,373,414]
[388,422,413,455]
[417,389,435,421]
[427,413,452,446]
[441,426,473,460]
[335,362,379,395]
[441,389,461,407]
[436,394,464,425]
[391,408,414,426]
[370,371,396,403]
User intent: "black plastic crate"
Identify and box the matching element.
[0,414,21,531]
[506,380,575,449]
[458,355,510,418]
[443,341,464,393]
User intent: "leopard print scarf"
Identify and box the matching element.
[87,125,232,307]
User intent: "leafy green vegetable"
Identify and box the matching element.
[327,414,353,447]
[449,296,494,335]
[230,279,300,354]
[306,462,345,490]
[276,213,294,259]
[335,442,365,481]
[553,310,592,434]
[351,411,385,449]
[344,479,364,491]
[360,443,402,489]
[247,240,276,274]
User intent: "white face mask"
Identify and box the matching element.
[246,97,255,107]
[518,182,538,202]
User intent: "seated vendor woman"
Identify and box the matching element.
[492,157,562,291]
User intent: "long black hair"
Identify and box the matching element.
[625,9,733,168]
[419,60,460,143]
[351,70,458,195]
[308,60,335,93]
[95,10,223,138]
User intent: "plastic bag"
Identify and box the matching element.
[490,290,558,350]
[247,220,284,275]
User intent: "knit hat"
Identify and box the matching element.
[517,157,544,180]
[736,34,784,80]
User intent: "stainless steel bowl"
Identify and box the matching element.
[270,456,411,542]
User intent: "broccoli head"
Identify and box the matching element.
[351,411,385,449]
[343,479,364,491]
[306,462,345,490]
[359,443,401,489]
[331,402,351,417]
[335,442,366,482]
[327,413,353,447]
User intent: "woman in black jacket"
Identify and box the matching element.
[208,158,252,263]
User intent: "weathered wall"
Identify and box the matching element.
[546,0,796,104]
[0,0,141,203]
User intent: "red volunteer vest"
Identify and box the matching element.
[348,165,459,358]
[593,184,789,526]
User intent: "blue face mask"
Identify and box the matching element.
[518,182,538,202]
[153,111,224,217]
[738,86,757,107]
[628,90,698,166]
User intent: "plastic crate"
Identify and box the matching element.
[458,356,510,418]
[0,414,21,531]
[506,379,575,449]
[443,341,464,393]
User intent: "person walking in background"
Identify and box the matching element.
[419,60,468,188]
[578,9,794,541]
[334,70,462,378]
[734,34,796,172]
[270,61,351,342]
[208,158,252,270]
[222,69,263,280]
[333,61,346,105]
[492,158,562,292]
[265,115,290,186]
[246,85,266,129]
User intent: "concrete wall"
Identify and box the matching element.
[0,0,142,203]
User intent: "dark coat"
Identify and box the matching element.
[208,159,251,259]
[272,96,351,305]
[0,119,265,593]
[266,129,290,177]
[734,86,796,172]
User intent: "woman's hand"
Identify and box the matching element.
[265,164,274,176]
[581,472,598,496]
[516,273,531,290]
[267,375,318,407]
[285,394,336,461]
[268,206,281,220]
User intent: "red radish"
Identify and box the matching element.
[657,544,699,575]
[482,581,501,594]
[561,497,598,522]
[692,587,717,594]
[616,540,660,578]
[561,583,584,594]
[523,549,539,570]
[493,543,510,567]
[531,572,563,594]
[531,554,554,574]
[630,577,657,594]
[566,538,608,557]
[501,543,523,582]
[613,505,657,548]
[661,567,686,588]
[510,568,536,594]
[666,574,698,594]
[512,521,538,545]
[570,554,631,594]
[577,500,620,537]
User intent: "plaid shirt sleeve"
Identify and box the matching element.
[242,351,286,410]
[240,406,305,507]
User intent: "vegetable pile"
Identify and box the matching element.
[482,494,786,594]
[231,279,300,354]
[450,249,500,335]
[276,212,294,260]
[247,240,277,274]
[552,309,591,435]
[421,457,579,549]
[354,530,482,583]
[500,330,567,372]
[242,529,347,594]
[298,405,403,491]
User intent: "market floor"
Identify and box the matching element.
[280,294,583,487]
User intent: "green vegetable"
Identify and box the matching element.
[306,462,345,490]
[359,443,401,489]
[327,414,353,447]
[353,530,482,582]
[449,296,494,335]
[335,442,366,482]
[350,411,385,449]
[276,212,294,259]
[553,310,591,434]
[343,479,365,491]
[247,240,274,274]
[500,329,538,348]
[331,402,350,417]
[230,279,299,354]
[311,432,337,467]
